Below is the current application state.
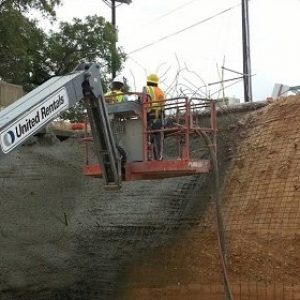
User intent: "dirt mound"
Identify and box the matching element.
[122,96,300,299]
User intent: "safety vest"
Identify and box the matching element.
[105,90,124,104]
[144,86,165,110]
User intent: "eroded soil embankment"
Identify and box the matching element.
[122,97,300,299]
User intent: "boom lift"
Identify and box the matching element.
[0,63,121,188]
[83,93,217,181]
[0,62,217,187]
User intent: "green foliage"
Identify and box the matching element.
[0,0,62,16]
[0,9,49,91]
[47,16,126,121]
[46,15,125,79]
[0,5,126,122]
[61,101,86,123]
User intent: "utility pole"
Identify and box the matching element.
[111,0,117,79]
[104,0,132,79]
[241,0,252,102]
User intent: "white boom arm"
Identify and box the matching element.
[0,63,121,187]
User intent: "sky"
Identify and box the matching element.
[37,0,300,102]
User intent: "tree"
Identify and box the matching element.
[45,16,126,122]
[0,0,62,89]
[0,0,62,16]
[46,16,125,80]
[0,8,126,121]
[0,9,48,91]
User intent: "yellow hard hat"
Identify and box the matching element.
[147,73,159,84]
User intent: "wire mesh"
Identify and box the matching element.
[1,97,300,299]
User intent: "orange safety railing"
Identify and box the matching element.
[141,95,217,162]
[82,93,217,168]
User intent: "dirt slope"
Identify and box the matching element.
[123,97,300,299]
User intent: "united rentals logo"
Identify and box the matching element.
[2,130,16,148]
[0,88,69,153]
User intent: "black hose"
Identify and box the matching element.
[196,129,234,300]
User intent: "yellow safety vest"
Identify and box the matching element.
[105,90,124,104]
[144,86,165,110]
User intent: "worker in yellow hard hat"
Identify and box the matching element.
[105,76,128,104]
[143,73,166,160]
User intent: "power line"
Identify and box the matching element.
[128,3,241,55]
[102,0,125,8]
[150,0,200,23]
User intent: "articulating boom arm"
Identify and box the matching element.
[0,63,121,188]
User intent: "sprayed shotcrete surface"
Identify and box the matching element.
[0,97,299,299]
[0,133,214,300]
